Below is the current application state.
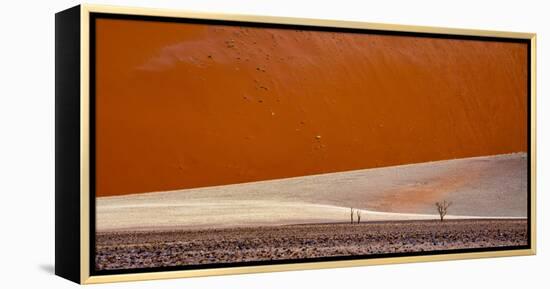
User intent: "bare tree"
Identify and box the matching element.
[350,207,354,224]
[435,200,452,222]
[356,210,361,224]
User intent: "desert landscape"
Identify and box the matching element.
[94,19,529,271]
[96,153,528,270]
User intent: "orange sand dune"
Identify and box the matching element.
[95,19,528,196]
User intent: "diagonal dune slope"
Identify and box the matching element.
[97,153,527,231]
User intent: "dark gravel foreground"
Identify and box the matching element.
[96,219,527,270]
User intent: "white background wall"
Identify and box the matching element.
[0,0,546,288]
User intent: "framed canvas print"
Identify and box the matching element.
[55,4,536,284]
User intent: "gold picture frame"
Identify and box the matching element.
[55,4,536,284]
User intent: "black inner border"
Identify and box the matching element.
[89,12,532,276]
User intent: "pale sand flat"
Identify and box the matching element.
[96,153,527,231]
